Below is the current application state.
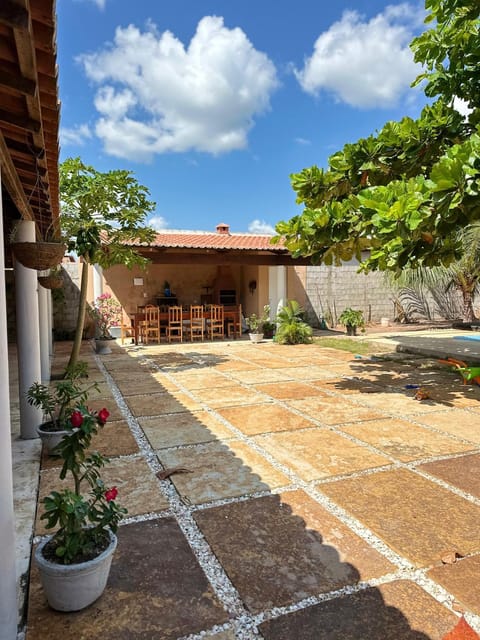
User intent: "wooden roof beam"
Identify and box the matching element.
[0,108,41,133]
[0,130,34,220]
[0,68,37,96]
[0,2,29,29]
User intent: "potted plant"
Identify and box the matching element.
[10,221,66,271]
[338,307,365,336]
[275,300,313,344]
[38,266,64,290]
[89,293,122,353]
[246,305,270,343]
[27,371,99,455]
[34,402,127,611]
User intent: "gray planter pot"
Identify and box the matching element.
[109,326,121,339]
[37,423,68,456]
[35,530,117,611]
[94,338,114,354]
[249,332,264,343]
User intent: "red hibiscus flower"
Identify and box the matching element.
[70,410,83,428]
[105,487,118,502]
[97,408,110,424]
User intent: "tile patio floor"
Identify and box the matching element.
[23,338,480,639]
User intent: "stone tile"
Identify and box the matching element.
[259,580,457,640]
[227,368,292,384]
[157,441,288,504]
[419,453,480,498]
[253,381,320,400]
[125,391,203,417]
[321,469,480,566]
[114,375,179,396]
[169,371,233,390]
[40,420,139,470]
[210,359,261,372]
[27,519,228,639]
[139,411,234,449]
[340,419,475,462]
[192,385,265,408]
[203,631,236,640]
[287,396,385,425]
[194,492,394,614]
[272,366,337,380]
[428,555,480,615]
[216,403,315,435]
[255,429,389,481]
[311,377,383,395]
[36,457,168,534]
[88,399,124,422]
[415,410,480,443]
[353,391,444,415]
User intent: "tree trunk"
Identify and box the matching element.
[461,287,475,322]
[66,260,89,373]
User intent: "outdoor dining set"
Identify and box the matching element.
[122,304,243,344]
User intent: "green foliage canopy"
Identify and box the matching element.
[275,0,480,273]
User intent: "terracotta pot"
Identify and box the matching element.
[35,530,117,611]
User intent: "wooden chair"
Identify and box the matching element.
[190,305,204,341]
[120,319,134,344]
[166,306,183,342]
[227,304,242,339]
[143,304,160,344]
[208,304,224,340]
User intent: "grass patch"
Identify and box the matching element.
[313,337,393,355]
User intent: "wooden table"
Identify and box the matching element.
[129,306,242,344]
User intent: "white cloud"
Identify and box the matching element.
[453,97,472,118]
[78,17,278,161]
[295,137,311,145]
[248,219,275,234]
[60,123,93,146]
[75,0,107,9]
[148,216,169,231]
[295,4,423,108]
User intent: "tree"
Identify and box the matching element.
[60,158,156,371]
[275,1,480,275]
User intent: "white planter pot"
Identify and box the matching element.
[109,326,121,339]
[37,423,68,455]
[35,530,117,611]
[249,332,264,343]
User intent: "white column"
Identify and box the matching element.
[38,283,50,382]
[93,264,103,301]
[47,290,53,356]
[14,220,42,439]
[0,168,18,640]
[268,266,287,319]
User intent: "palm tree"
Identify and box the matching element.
[387,225,480,322]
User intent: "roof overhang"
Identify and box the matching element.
[137,246,312,266]
[0,0,60,241]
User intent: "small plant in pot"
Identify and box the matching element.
[246,305,270,343]
[89,293,122,353]
[35,403,127,611]
[338,307,365,336]
[27,370,99,455]
[163,280,171,297]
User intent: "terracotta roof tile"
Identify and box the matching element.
[134,231,286,252]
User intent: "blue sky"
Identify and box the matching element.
[58,0,430,234]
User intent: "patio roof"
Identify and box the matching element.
[0,0,60,240]
[131,224,312,266]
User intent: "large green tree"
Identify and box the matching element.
[275,0,480,274]
[60,157,156,371]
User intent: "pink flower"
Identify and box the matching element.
[105,487,118,502]
[70,410,83,428]
[97,408,110,424]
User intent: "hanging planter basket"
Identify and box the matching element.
[38,274,64,289]
[11,242,66,271]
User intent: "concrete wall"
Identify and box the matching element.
[300,261,395,327]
